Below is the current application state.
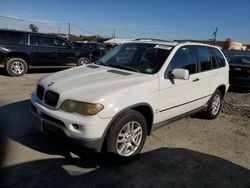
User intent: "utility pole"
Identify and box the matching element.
[113,29,116,43]
[68,22,71,35]
[213,27,218,45]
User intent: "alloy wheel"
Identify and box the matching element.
[116,121,143,156]
[10,61,25,74]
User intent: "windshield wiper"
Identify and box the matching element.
[108,64,141,73]
[95,60,106,66]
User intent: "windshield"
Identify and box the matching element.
[95,43,172,74]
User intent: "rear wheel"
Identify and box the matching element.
[206,90,222,119]
[77,57,90,66]
[106,110,147,157]
[6,58,28,76]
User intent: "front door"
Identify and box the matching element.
[157,45,199,123]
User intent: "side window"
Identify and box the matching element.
[198,47,212,71]
[52,38,67,47]
[212,48,226,68]
[30,35,37,45]
[36,36,52,46]
[19,34,28,45]
[209,48,218,69]
[167,46,197,74]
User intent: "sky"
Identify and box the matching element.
[0,0,250,43]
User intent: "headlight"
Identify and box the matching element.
[59,100,104,116]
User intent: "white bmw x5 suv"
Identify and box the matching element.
[31,39,229,157]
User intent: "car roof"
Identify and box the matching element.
[126,38,219,49]
[0,29,63,39]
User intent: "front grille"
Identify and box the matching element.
[37,85,44,101]
[44,91,59,107]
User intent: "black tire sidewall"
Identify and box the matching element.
[106,110,147,157]
[6,58,28,77]
[77,57,90,66]
[207,90,222,119]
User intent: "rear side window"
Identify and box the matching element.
[29,35,66,47]
[0,31,26,45]
[198,47,212,71]
[212,48,226,68]
[167,46,197,74]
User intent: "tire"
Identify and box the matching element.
[77,57,90,66]
[6,58,28,77]
[106,110,147,157]
[206,90,222,119]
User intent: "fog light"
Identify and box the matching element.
[72,124,80,130]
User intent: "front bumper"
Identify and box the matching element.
[30,92,112,152]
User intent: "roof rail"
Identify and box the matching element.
[132,38,173,43]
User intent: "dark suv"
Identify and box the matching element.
[81,41,107,60]
[0,29,93,76]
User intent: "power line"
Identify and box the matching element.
[70,23,91,34]
[0,15,67,25]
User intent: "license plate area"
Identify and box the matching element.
[32,112,44,132]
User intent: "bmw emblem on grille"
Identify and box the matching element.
[48,82,54,87]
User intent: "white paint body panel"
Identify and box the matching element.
[31,42,229,141]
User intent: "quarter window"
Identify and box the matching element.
[212,48,226,68]
[0,31,24,44]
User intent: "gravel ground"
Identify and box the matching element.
[222,89,250,118]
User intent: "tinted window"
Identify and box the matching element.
[212,48,226,67]
[51,38,67,47]
[37,36,52,46]
[229,57,250,64]
[0,31,25,45]
[198,47,212,71]
[167,46,197,74]
[30,35,36,45]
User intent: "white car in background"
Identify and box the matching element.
[31,39,229,157]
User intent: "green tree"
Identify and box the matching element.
[29,24,39,33]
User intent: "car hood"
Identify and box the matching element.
[39,64,153,103]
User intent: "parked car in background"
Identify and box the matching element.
[228,55,250,90]
[80,41,107,60]
[71,42,102,61]
[31,39,229,157]
[0,29,93,76]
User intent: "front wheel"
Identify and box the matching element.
[106,110,147,157]
[206,90,222,119]
[77,57,90,66]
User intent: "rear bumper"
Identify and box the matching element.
[30,106,104,152]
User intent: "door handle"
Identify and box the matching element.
[193,78,199,82]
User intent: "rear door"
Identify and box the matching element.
[195,46,228,107]
[29,35,59,67]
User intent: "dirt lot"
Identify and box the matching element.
[0,69,250,187]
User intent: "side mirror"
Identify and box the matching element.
[171,68,190,80]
